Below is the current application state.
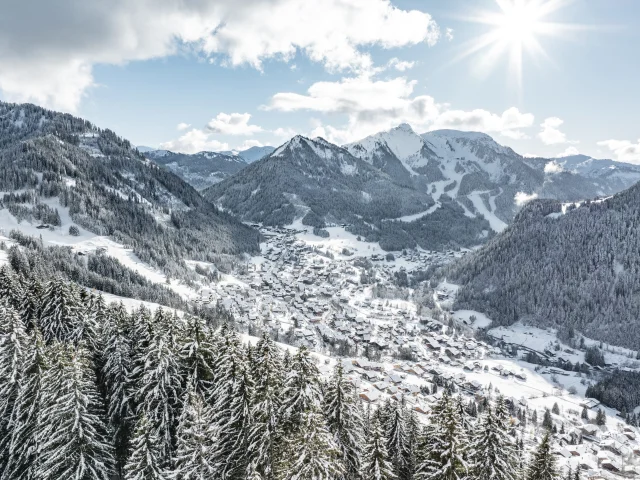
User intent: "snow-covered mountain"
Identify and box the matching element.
[0,101,259,272]
[145,150,247,190]
[221,145,275,163]
[205,135,491,251]
[346,124,640,231]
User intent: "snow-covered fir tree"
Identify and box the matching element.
[470,402,518,480]
[36,343,114,480]
[361,411,396,480]
[170,383,218,480]
[101,302,136,476]
[124,414,170,480]
[324,362,364,480]
[39,277,84,343]
[526,433,559,480]
[247,333,284,480]
[135,316,183,465]
[285,405,344,480]
[415,391,468,480]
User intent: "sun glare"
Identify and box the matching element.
[457,0,580,92]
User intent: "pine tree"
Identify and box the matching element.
[552,403,560,415]
[0,265,22,310]
[595,409,606,426]
[279,346,322,437]
[581,407,589,421]
[179,315,216,400]
[470,404,517,480]
[415,392,468,480]
[124,414,170,480]
[36,343,114,480]
[386,399,411,480]
[2,329,48,480]
[526,433,559,480]
[19,277,43,330]
[324,362,364,480]
[101,302,135,476]
[39,278,84,343]
[247,333,284,480]
[171,384,218,480]
[285,406,344,480]
[0,302,29,473]
[361,412,395,480]
[135,321,183,465]
[542,409,553,430]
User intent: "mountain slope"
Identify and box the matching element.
[205,135,491,250]
[447,184,640,349]
[145,150,247,190]
[226,145,275,163]
[0,101,259,275]
[346,125,640,232]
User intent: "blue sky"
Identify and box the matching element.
[2,0,639,161]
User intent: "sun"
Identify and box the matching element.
[457,0,579,91]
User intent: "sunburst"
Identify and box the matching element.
[457,0,584,91]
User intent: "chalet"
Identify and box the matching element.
[359,389,381,403]
[600,459,621,473]
[445,347,461,359]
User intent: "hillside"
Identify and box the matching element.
[447,182,640,349]
[145,149,247,190]
[204,134,491,250]
[0,101,260,277]
[347,125,640,231]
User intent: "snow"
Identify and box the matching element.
[468,191,508,232]
[453,310,493,329]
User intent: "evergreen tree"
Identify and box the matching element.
[124,414,169,480]
[595,409,606,426]
[324,362,364,480]
[361,413,395,480]
[36,343,114,480]
[470,404,517,480]
[580,407,589,421]
[386,399,411,480]
[135,321,183,465]
[415,392,468,480]
[247,333,284,480]
[542,409,553,430]
[179,315,216,400]
[0,302,29,473]
[39,278,84,343]
[285,406,343,480]
[526,434,559,480]
[2,329,48,480]
[171,385,218,480]
[19,277,43,330]
[101,302,135,476]
[552,403,560,415]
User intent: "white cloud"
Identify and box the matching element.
[265,74,535,144]
[514,191,538,206]
[544,161,564,174]
[597,138,640,163]
[387,58,415,71]
[206,112,262,135]
[159,128,229,154]
[0,0,439,111]
[177,122,191,131]
[446,28,454,41]
[556,146,579,158]
[538,117,576,145]
[273,127,298,138]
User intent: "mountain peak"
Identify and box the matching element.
[393,122,415,134]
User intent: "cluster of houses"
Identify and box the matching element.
[195,225,640,480]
